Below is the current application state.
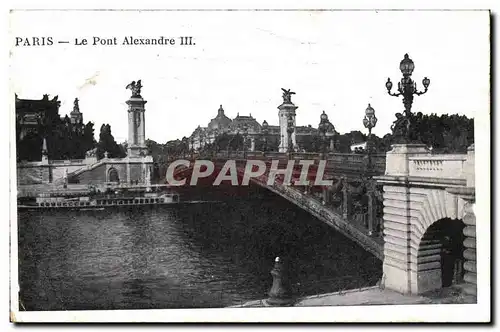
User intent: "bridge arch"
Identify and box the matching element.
[409,187,465,247]
[383,185,470,294]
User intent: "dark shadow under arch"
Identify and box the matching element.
[419,217,465,288]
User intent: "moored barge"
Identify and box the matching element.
[19,192,186,209]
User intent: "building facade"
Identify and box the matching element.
[189,90,339,153]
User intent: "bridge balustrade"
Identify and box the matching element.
[194,150,386,173]
[408,154,468,179]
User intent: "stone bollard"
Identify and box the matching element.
[265,257,294,306]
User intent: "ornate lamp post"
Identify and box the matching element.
[318,111,329,156]
[362,104,377,173]
[262,120,269,152]
[286,115,295,153]
[386,53,430,142]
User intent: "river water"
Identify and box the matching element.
[18,186,381,310]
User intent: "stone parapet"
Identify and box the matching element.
[409,155,468,179]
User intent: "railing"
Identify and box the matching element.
[191,150,386,174]
[408,154,467,179]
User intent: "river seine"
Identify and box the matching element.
[18,186,381,310]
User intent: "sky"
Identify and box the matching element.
[9,10,490,143]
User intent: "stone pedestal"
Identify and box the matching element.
[84,156,98,165]
[385,144,429,176]
[379,183,414,294]
[379,144,446,295]
[382,144,428,291]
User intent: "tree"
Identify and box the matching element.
[213,133,244,152]
[377,112,474,153]
[96,124,126,159]
[82,122,96,155]
[335,131,367,153]
[298,135,323,152]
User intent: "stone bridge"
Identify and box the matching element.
[166,145,476,298]
[18,144,476,299]
[167,150,387,259]
[376,144,476,297]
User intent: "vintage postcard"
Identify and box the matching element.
[9,9,491,323]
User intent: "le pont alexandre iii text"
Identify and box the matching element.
[15,36,195,47]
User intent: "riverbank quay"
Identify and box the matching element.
[230,285,475,308]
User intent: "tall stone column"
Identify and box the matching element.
[278,89,298,153]
[125,80,148,158]
[385,144,429,176]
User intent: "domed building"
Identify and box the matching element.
[230,113,261,133]
[189,91,338,153]
[207,105,232,131]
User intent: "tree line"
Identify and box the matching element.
[17,115,127,161]
[17,115,96,161]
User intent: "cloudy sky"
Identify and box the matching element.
[9,10,489,143]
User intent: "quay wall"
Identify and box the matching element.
[17,159,90,185]
[18,156,153,191]
[17,164,50,185]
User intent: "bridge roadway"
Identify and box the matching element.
[168,150,386,260]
